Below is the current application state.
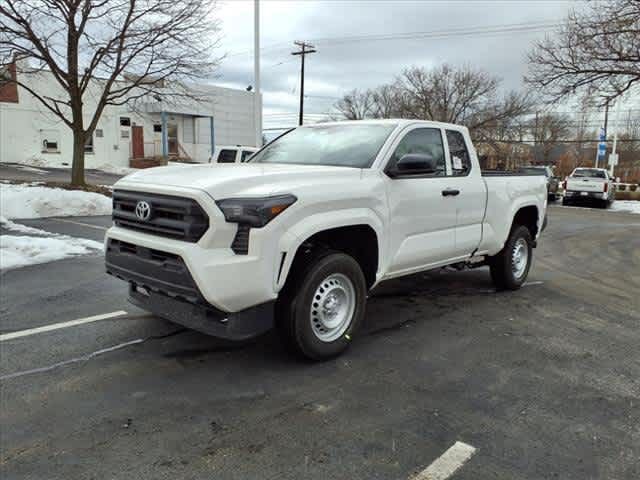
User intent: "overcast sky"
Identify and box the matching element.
[213,0,583,129]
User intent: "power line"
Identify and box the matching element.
[227,20,561,58]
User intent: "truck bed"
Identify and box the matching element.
[482,170,545,177]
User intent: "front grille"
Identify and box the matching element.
[112,190,209,242]
[106,239,203,303]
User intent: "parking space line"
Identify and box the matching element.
[412,441,477,480]
[48,217,109,231]
[0,311,128,341]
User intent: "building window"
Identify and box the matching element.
[153,124,162,133]
[84,134,94,154]
[95,129,103,138]
[40,130,60,153]
[183,117,195,144]
[120,117,131,127]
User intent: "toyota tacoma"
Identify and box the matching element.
[105,120,547,360]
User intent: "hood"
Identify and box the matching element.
[116,163,363,198]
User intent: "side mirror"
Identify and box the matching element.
[389,153,437,177]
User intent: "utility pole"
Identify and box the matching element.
[291,41,316,126]
[253,0,262,147]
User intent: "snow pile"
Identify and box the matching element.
[0,235,103,271]
[0,217,103,271]
[611,201,640,215]
[0,183,112,219]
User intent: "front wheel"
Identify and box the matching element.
[276,251,367,360]
[489,225,533,290]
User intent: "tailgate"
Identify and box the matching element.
[566,178,605,192]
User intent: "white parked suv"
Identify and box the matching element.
[106,120,547,360]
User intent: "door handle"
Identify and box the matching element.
[442,188,460,197]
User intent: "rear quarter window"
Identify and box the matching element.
[445,130,471,176]
[218,149,237,163]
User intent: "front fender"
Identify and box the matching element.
[275,208,385,290]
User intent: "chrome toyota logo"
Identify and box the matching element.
[135,201,152,221]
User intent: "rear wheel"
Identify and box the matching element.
[276,251,367,360]
[489,225,533,290]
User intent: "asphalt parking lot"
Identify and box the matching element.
[1,205,639,480]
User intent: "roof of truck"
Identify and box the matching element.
[303,118,469,131]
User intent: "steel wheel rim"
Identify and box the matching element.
[511,238,529,280]
[310,273,356,342]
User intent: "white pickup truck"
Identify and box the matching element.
[562,167,615,208]
[106,120,547,360]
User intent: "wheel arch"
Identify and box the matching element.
[276,210,383,291]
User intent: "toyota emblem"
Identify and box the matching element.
[135,200,152,221]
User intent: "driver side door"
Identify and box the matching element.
[384,126,461,276]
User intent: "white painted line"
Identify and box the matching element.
[49,217,109,231]
[0,311,128,341]
[412,441,477,480]
[523,281,544,287]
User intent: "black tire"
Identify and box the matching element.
[276,251,367,361]
[548,193,556,202]
[562,198,570,206]
[489,225,533,291]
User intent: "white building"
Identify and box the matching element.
[0,63,259,168]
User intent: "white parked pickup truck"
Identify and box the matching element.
[105,120,547,360]
[562,167,615,208]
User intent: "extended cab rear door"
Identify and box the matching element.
[383,126,460,275]
[443,129,486,255]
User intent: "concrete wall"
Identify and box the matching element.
[0,70,257,167]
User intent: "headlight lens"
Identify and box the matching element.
[216,194,297,227]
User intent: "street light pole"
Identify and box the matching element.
[254,0,262,147]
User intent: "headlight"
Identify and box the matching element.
[216,194,297,227]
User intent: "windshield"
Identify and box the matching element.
[250,123,397,168]
[572,168,606,179]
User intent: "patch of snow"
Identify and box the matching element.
[610,200,640,215]
[0,183,111,219]
[0,234,103,271]
[91,163,138,175]
[0,216,52,236]
[14,165,48,174]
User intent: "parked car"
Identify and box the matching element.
[209,145,258,164]
[519,165,560,201]
[562,167,615,208]
[106,120,547,360]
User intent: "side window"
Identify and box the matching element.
[446,130,471,176]
[218,149,237,163]
[240,150,254,162]
[388,128,446,176]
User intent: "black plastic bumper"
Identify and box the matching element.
[105,239,274,341]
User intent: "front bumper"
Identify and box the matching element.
[106,238,274,340]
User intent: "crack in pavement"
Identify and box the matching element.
[0,328,187,381]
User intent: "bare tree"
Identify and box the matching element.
[369,84,402,119]
[526,0,640,105]
[0,0,221,186]
[531,113,571,164]
[394,64,531,139]
[334,88,374,120]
